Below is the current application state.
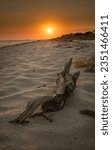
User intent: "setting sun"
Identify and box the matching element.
[47,28,53,34]
[37,23,60,39]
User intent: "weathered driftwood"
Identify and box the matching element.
[9,58,80,124]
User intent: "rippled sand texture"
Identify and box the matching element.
[0,40,95,150]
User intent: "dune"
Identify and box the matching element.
[0,39,95,150]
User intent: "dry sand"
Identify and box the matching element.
[0,40,95,150]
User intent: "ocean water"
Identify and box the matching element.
[0,40,33,48]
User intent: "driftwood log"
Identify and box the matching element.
[9,58,80,124]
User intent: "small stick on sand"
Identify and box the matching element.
[37,84,46,89]
[80,109,95,118]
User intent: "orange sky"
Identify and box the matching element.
[0,0,94,40]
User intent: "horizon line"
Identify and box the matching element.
[0,29,95,41]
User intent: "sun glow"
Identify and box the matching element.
[38,23,60,39]
[46,27,53,34]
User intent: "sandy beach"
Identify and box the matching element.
[0,40,95,150]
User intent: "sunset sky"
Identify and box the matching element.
[0,0,95,40]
